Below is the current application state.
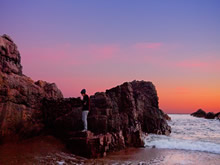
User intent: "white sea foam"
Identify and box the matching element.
[144,114,220,154]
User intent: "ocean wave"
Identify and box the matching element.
[144,114,220,154]
[144,134,220,154]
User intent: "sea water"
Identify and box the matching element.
[144,114,220,154]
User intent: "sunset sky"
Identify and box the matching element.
[1,0,220,113]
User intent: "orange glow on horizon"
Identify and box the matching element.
[158,87,220,114]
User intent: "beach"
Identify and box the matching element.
[0,114,220,165]
[1,139,220,165]
[1,114,220,165]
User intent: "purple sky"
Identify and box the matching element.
[1,0,220,113]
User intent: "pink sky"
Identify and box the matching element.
[2,0,219,114]
[20,42,220,114]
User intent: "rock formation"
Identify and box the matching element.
[43,80,171,157]
[205,112,215,119]
[191,109,206,118]
[191,109,220,120]
[0,34,171,158]
[0,34,63,142]
[215,112,220,120]
[0,35,22,75]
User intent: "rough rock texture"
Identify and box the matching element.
[191,109,206,118]
[0,34,22,75]
[43,80,171,158]
[0,34,171,158]
[0,35,63,142]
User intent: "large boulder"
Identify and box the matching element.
[191,109,206,118]
[0,34,63,142]
[43,80,171,157]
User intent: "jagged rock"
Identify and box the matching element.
[191,109,206,118]
[205,112,215,119]
[43,80,171,157]
[0,34,22,75]
[0,34,171,158]
[0,34,63,142]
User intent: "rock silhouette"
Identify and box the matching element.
[191,109,206,118]
[0,34,171,157]
[191,109,220,120]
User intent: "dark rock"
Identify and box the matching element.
[0,34,171,158]
[0,34,63,142]
[215,112,220,118]
[205,112,215,119]
[163,113,171,121]
[43,80,171,157]
[191,109,206,118]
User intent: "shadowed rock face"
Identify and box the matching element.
[43,81,171,157]
[0,35,63,142]
[0,34,171,158]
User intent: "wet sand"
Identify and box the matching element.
[93,147,220,165]
[0,136,220,165]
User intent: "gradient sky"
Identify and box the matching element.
[1,0,220,113]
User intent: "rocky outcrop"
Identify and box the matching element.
[205,112,215,119]
[0,34,63,142]
[0,35,22,75]
[0,34,171,158]
[215,112,220,120]
[191,109,220,120]
[43,80,171,157]
[191,109,206,118]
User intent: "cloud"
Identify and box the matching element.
[176,60,209,68]
[133,42,162,49]
[88,44,119,60]
[174,59,220,73]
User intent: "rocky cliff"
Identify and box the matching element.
[0,34,171,158]
[0,34,63,142]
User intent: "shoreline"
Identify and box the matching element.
[93,147,220,165]
[0,135,220,165]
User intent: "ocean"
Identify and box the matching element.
[0,114,220,164]
[145,114,220,154]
